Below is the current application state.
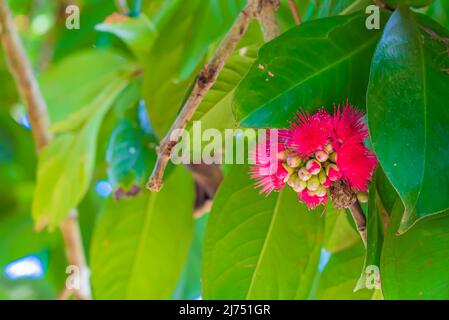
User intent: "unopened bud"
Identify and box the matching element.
[318,170,327,184]
[306,159,321,175]
[278,151,288,161]
[298,167,311,181]
[329,152,337,163]
[322,178,331,188]
[286,155,302,168]
[282,163,295,182]
[293,180,307,193]
[307,176,320,192]
[315,186,327,197]
[324,143,334,154]
[315,150,328,163]
[357,192,369,203]
[326,164,341,182]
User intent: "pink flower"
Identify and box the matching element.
[337,142,377,192]
[286,109,332,156]
[250,131,288,196]
[248,102,378,209]
[331,103,378,192]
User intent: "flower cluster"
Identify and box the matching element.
[250,103,377,209]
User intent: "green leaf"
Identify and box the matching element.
[367,9,449,233]
[90,166,195,299]
[203,164,370,299]
[172,214,208,300]
[106,119,156,193]
[420,0,449,28]
[355,182,384,291]
[385,0,434,8]
[32,78,130,229]
[233,12,386,128]
[381,202,449,299]
[40,49,136,124]
[95,14,156,62]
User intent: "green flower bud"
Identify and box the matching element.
[298,167,311,181]
[329,152,337,163]
[307,176,320,192]
[318,170,327,184]
[306,159,321,175]
[315,150,329,163]
[315,186,327,197]
[293,180,307,193]
[287,155,303,168]
[278,151,288,161]
[324,143,334,154]
[357,192,369,203]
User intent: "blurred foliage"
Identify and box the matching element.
[0,0,448,301]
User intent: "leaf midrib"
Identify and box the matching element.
[245,188,285,299]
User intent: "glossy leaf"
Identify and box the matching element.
[234,12,386,128]
[355,183,385,291]
[367,9,449,233]
[421,0,449,28]
[381,202,449,299]
[90,166,194,299]
[203,164,370,299]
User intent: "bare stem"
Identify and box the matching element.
[0,0,91,300]
[147,0,280,192]
[349,201,367,247]
[288,0,302,25]
[114,0,129,14]
[256,0,281,41]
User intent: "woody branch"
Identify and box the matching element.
[147,0,280,192]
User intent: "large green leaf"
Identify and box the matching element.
[367,9,449,233]
[90,166,194,299]
[32,78,130,229]
[233,12,386,128]
[203,164,371,299]
[381,202,449,299]
[355,182,385,291]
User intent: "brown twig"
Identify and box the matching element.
[329,180,367,247]
[146,0,280,192]
[0,0,91,300]
[288,0,302,25]
[349,201,367,247]
[256,0,281,41]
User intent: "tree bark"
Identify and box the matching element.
[0,0,91,300]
